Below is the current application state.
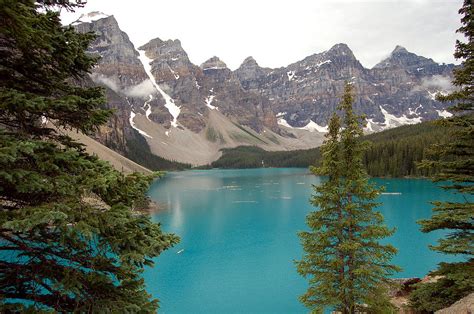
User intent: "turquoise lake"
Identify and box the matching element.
[145,168,463,313]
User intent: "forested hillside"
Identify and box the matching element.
[362,121,448,177]
[210,119,454,177]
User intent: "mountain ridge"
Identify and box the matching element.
[71,13,455,167]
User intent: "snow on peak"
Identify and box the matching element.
[137,49,181,128]
[72,11,110,24]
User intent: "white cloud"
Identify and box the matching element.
[420,75,454,91]
[124,80,156,98]
[89,73,119,92]
[90,73,156,98]
[62,0,464,70]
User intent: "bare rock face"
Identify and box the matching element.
[72,12,455,166]
[138,38,206,132]
[74,14,147,88]
[235,56,272,90]
[201,56,228,71]
[369,45,454,121]
[234,43,454,128]
[73,13,170,152]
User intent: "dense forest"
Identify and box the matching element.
[209,119,454,177]
[209,146,321,169]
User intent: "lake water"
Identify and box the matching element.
[145,168,463,313]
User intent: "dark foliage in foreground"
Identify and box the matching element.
[296,84,399,313]
[0,1,178,311]
[409,0,474,311]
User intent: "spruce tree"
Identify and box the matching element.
[0,0,178,312]
[410,0,474,311]
[296,83,399,314]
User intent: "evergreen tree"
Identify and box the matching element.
[296,84,399,314]
[0,0,178,312]
[410,0,474,311]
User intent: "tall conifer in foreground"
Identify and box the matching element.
[0,0,178,311]
[297,84,399,314]
[410,0,473,311]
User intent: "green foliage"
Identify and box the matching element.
[211,120,449,177]
[410,262,474,312]
[296,84,400,314]
[0,1,178,311]
[409,1,474,311]
[362,121,449,177]
[211,146,320,169]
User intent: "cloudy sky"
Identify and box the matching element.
[61,0,464,70]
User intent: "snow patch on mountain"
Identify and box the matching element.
[408,104,423,115]
[142,95,153,120]
[129,111,152,138]
[317,60,332,67]
[205,94,217,110]
[436,110,453,118]
[203,66,227,71]
[380,106,422,129]
[167,64,180,80]
[299,120,328,133]
[277,118,328,133]
[287,71,295,81]
[137,49,181,127]
[277,118,293,128]
[364,118,376,132]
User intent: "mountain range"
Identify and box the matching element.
[72,12,455,166]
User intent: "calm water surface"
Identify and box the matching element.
[145,168,462,313]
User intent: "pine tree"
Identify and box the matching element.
[0,0,178,312]
[410,0,474,311]
[296,83,399,314]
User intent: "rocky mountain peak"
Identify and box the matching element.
[139,38,189,63]
[374,45,440,71]
[201,56,228,71]
[139,38,163,50]
[73,14,146,88]
[392,45,408,55]
[241,56,259,67]
[327,43,356,59]
[235,56,270,89]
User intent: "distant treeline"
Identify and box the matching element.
[210,146,321,169]
[209,120,453,177]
